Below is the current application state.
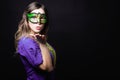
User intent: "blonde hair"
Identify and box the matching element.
[15,2,49,50]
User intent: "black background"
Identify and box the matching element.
[0,0,118,80]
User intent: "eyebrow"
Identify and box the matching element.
[30,12,45,14]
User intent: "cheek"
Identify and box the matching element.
[28,22,35,29]
[41,24,44,29]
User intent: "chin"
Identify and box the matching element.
[34,30,41,33]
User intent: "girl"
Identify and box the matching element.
[14,2,56,80]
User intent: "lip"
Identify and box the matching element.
[36,26,41,30]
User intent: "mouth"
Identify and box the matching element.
[36,26,41,30]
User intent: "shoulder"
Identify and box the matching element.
[18,36,37,46]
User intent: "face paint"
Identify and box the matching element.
[27,13,47,24]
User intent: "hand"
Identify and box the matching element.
[30,34,47,44]
[35,34,46,44]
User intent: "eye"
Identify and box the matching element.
[30,15,37,18]
[30,18,38,22]
[41,14,46,19]
[41,19,47,23]
[27,13,37,18]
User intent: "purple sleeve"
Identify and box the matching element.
[18,37,43,68]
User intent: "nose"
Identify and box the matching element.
[36,20,41,25]
[36,22,43,26]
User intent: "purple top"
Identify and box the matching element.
[17,37,55,80]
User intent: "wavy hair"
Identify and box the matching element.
[15,2,49,50]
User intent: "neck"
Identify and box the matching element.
[30,31,39,35]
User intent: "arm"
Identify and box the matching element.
[34,34,54,71]
[19,37,53,72]
[38,43,53,72]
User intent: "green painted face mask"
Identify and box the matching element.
[27,13,47,24]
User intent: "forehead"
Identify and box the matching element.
[31,8,45,14]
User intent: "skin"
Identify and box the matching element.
[28,8,45,34]
[28,8,53,72]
